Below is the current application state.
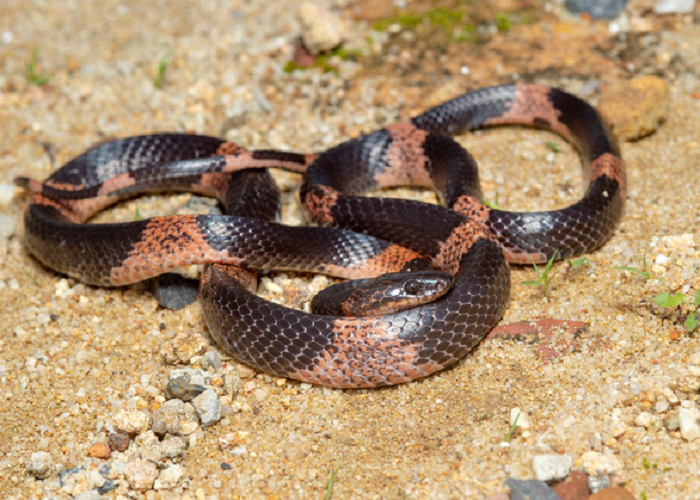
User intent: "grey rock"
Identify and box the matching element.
[565,0,629,18]
[165,376,206,402]
[506,478,560,500]
[192,389,222,427]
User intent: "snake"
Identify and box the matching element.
[16,84,625,388]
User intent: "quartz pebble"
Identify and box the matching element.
[26,451,54,479]
[113,408,149,434]
[679,406,700,441]
[124,459,159,490]
[634,412,653,428]
[532,454,573,482]
[581,451,624,478]
[298,2,346,54]
[154,464,185,490]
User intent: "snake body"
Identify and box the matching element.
[17,84,625,388]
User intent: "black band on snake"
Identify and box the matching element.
[16,84,625,388]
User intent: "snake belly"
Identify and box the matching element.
[18,84,624,388]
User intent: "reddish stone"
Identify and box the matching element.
[551,471,589,500]
[87,441,111,459]
[589,486,635,500]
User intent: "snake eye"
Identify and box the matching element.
[403,280,420,295]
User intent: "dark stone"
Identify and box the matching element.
[165,376,207,402]
[108,432,130,452]
[148,273,200,310]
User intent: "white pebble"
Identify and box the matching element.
[192,389,222,427]
[653,0,697,14]
[654,254,669,265]
[581,451,623,477]
[125,459,159,490]
[113,409,149,434]
[532,454,572,482]
[679,407,700,441]
[655,400,669,413]
[154,464,185,490]
[690,351,700,366]
[510,408,530,429]
[634,411,653,428]
[0,185,15,206]
[26,451,53,479]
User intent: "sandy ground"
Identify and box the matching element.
[1,0,700,498]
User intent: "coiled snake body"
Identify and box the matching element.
[17,84,625,388]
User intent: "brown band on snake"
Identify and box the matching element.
[374,122,433,188]
[483,83,573,143]
[291,318,443,388]
[590,152,627,200]
[451,194,491,224]
[109,216,229,285]
[320,243,425,279]
[301,185,340,225]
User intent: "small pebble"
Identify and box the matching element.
[634,412,653,429]
[581,451,624,477]
[160,435,188,461]
[154,464,185,490]
[532,454,573,482]
[192,389,222,427]
[113,408,149,434]
[152,399,193,436]
[689,351,700,366]
[108,432,130,452]
[671,375,700,393]
[89,468,105,488]
[298,2,346,55]
[165,376,206,402]
[26,451,53,479]
[0,185,16,206]
[161,331,208,365]
[87,441,111,459]
[124,459,159,490]
[202,350,222,371]
[679,406,700,441]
